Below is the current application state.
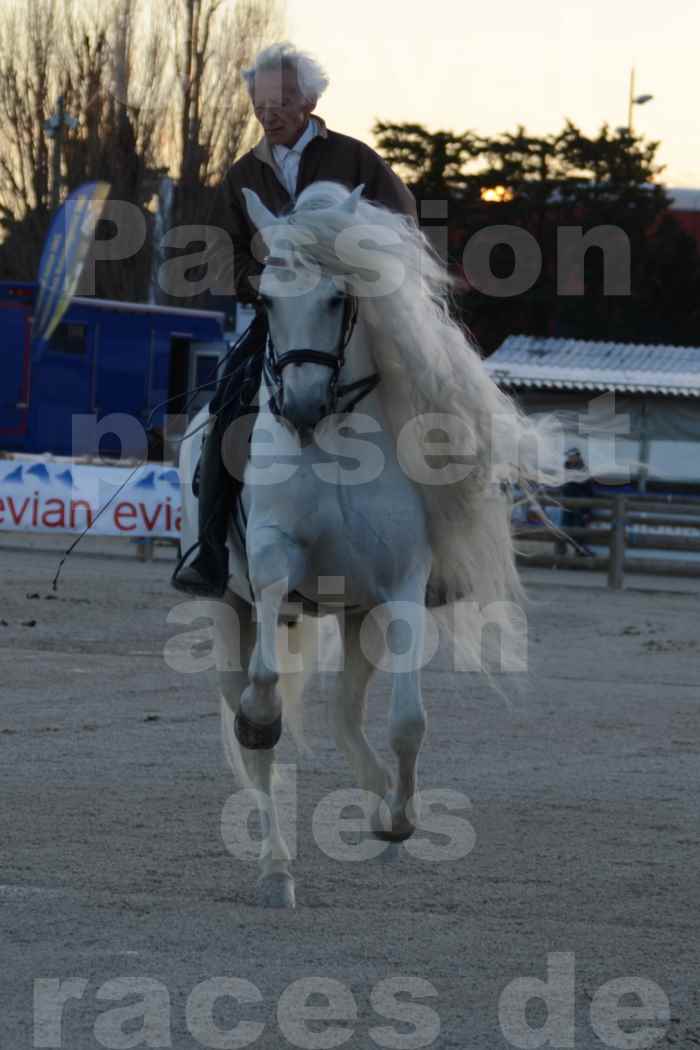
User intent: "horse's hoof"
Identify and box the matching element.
[371,793,418,842]
[377,841,402,863]
[371,806,416,842]
[372,825,416,843]
[257,873,296,909]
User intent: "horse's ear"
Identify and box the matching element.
[341,184,365,214]
[242,189,278,233]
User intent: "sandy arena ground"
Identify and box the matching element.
[1,533,699,1049]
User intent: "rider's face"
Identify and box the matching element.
[251,69,314,148]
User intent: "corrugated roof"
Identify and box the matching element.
[668,187,700,212]
[485,335,700,397]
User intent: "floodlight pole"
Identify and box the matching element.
[627,68,654,133]
[44,96,78,212]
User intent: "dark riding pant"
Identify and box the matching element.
[199,310,268,542]
[172,311,268,596]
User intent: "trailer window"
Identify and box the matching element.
[194,353,220,392]
[168,337,190,415]
[50,322,87,355]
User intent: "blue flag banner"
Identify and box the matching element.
[33,181,111,350]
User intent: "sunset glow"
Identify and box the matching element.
[287,0,700,188]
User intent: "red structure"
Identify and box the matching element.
[667,188,700,244]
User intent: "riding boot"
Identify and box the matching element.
[172,419,233,597]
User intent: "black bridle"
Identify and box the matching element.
[262,291,380,418]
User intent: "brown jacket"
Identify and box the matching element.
[211,117,417,304]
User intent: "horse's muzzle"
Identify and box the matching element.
[280,392,328,435]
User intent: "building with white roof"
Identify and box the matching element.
[485,335,700,489]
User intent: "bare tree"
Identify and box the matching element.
[0,0,58,275]
[0,0,283,296]
[60,0,163,193]
[171,0,282,225]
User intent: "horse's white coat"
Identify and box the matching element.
[178,182,561,906]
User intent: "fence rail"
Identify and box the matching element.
[515,495,700,588]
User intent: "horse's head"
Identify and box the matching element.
[243,187,362,434]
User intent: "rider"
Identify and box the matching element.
[173,42,417,597]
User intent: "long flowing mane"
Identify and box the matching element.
[278,182,561,630]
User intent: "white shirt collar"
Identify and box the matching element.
[271,117,318,163]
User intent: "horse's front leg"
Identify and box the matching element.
[238,529,305,734]
[333,611,391,801]
[372,580,429,842]
[235,527,306,907]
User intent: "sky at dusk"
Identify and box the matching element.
[286,0,699,188]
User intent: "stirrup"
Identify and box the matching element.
[171,564,227,598]
[172,539,201,580]
[171,541,228,597]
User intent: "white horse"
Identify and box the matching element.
[178,181,559,908]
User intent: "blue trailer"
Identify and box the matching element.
[0,281,227,457]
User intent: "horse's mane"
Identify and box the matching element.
[278,182,562,628]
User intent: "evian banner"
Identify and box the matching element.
[0,461,181,538]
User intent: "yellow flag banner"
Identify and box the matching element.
[33,181,111,349]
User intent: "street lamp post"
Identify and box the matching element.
[43,96,78,212]
[627,67,653,133]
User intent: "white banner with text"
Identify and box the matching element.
[0,460,181,537]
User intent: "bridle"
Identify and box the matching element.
[261,279,380,419]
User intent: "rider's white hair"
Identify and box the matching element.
[242,42,330,106]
